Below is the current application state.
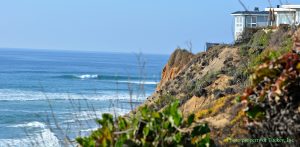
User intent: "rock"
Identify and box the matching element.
[224,87,235,94]
[213,89,225,99]
[194,88,207,97]
[201,61,209,66]
[156,49,194,91]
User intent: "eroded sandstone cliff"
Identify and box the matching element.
[144,26,300,146]
[156,49,194,91]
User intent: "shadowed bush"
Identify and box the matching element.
[242,53,300,146]
[76,100,214,147]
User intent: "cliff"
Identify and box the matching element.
[144,45,246,145]
[144,26,300,145]
[156,49,195,91]
[76,26,300,146]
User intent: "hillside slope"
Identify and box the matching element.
[143,26,300,146]
[144,46,247,145]
[76,26,300,146]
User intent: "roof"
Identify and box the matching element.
[231,11,269,15]
[282,5,300,9]
[265,8,296,12]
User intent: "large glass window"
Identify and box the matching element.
[246,16,257,28]
[277,12,295,25]
[257,16,268,27]
[257,16,264,22]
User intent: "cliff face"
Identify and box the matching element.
[145,45,245,145]
[156,49,194,91]
[145,26,300,145]
[146,45,241,107]
[78,27,300,147]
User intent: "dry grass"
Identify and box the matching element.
[195,95,233,119]
[230,110,245,125]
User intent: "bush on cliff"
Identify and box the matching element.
[242,52,300,146]
[76,100,213,147]
[236,28,260,44]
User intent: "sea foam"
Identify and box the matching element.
[54,74,158,85]
[1,122,60,147]
[76,74,99,79]
[0,89,149,101]
[9,121,46,128]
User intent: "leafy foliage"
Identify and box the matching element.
[236,28,260,44]
[248,30,271,51]
[76,100,213,147]
[248,28,293,68]
[154,94,176,110]
[242,52,300,145]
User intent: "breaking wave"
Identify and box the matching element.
[57,74,134,80]
[9,121,46,128]
[1,122,60,147]
[0,89,149,101]
[56,74,155,81]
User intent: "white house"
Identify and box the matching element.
[232,5,300,41]
[265,5,300,26]
[231,7,269,41]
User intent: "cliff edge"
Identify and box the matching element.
[156,49,195,91]
[76,26,300,147]
[145,26,300,145]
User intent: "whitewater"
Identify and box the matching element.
[0,49,167,146]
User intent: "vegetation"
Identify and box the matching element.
[168,48,194,67]
[75,27,300,146]
[242,52,300,145]
[248,35,292,68]
[76,100,214,146]
[192,71,220,97]
[154,94,176,110]
[236,28,260,44]
[234,26,294,89]
[195,95,234,119]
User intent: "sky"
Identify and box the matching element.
[0,0,299,55]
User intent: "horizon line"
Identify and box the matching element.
[0,47,171,56]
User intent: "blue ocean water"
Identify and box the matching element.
[0,49,168,146]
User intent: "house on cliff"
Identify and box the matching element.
[232,4,300,41]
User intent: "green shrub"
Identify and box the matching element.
[238,44,250,57]
[249,35,293,68]
[236,28,260,44]
[249,30,271,50]
[192,71,220,96]
[76,100,214,147]
[269,25,291,49]
[155,94,176,109]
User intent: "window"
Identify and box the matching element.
[252,16,257,23]
[236,16,243,27]
[296,11,300,24]
[246,16,257,28]
[277,12,295,25]
[257,16,268,22]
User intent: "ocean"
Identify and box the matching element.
[0,49,168,147]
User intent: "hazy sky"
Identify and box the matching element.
[0,0,299,54]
